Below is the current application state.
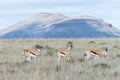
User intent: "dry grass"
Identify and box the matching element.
[0,38,120,80]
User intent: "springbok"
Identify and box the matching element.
[84,47,108,61]
[57,43,73,63]
[22,46,42,61]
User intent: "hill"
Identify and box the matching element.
[0,13,120,39]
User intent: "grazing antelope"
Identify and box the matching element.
[84,47,108,61]
[22,46,42,61]
[57,43,73,63]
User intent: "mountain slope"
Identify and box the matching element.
[0,13,120,39]
[0,13,68,35]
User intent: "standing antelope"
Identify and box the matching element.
[57,43,73,63]
[84,47,108,61]
[22,46,42,61]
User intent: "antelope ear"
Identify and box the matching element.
[105,47,108,51]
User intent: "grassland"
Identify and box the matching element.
[0,38,120,80]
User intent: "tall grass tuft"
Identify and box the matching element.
[55,64,62,72]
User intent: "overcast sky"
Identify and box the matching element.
[0,0,120,30]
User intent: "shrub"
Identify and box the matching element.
[93,63,111,69]
[77,58,84,62]
[116,54,120,57]
[35,44,42,49]
[113,45,120,49]
[68,58,75,63]
[46,51,53,56]
[89,41,95,44]
[67,41,73,45]
[44,45,56,56]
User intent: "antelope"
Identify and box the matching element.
[22,46,42,61]
[84,47,108,61]
[57,43,73,63]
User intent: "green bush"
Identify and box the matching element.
[89,41,96,44]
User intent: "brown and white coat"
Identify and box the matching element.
[22,48,41,61]
[57,44,72,63]
[84,48,108,61]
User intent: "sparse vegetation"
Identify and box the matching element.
[89,40,96,44]
[0,39,119,80]
[93,63,111,69]
[35,44,42,49]
[44,45,56,56]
